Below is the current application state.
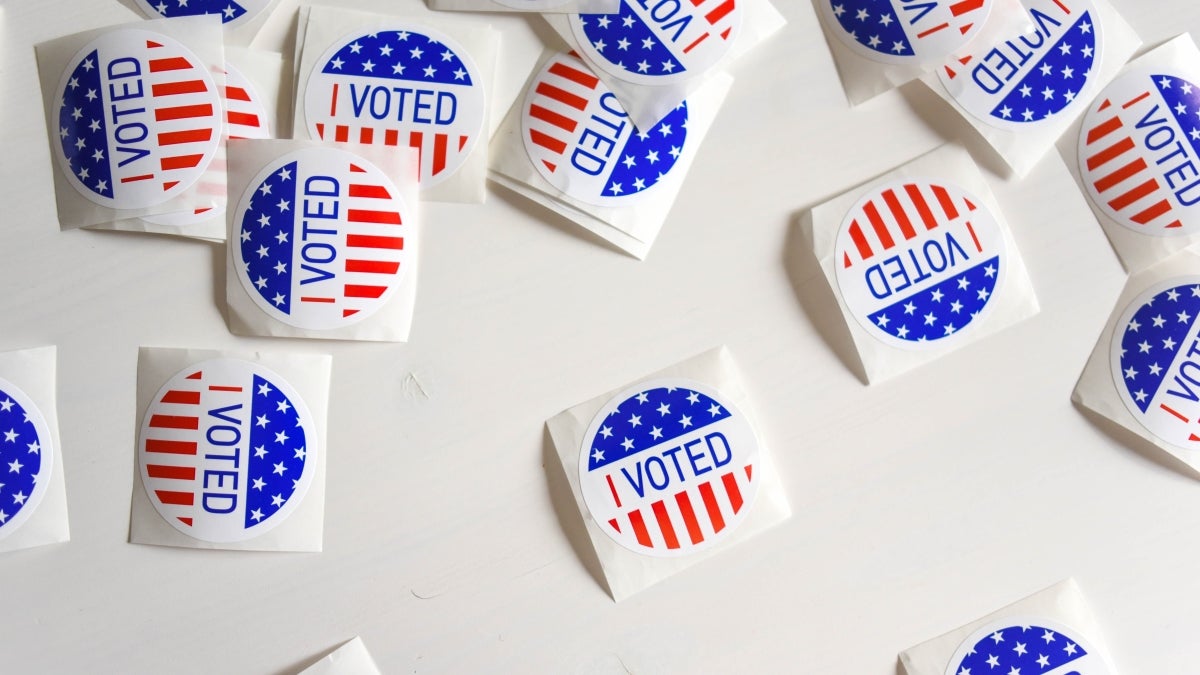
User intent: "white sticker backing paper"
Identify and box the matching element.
[426,0,618,14]
[299,637,383,675]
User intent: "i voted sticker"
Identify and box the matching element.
[821,0,995,65]
[304,26,485,188]
[835,179,1006,348]
[938,0,1100,128]
[0,379,53,541]
[133,0,274,28]
[579,379,760,557]
[945,618,1113,675]
[138,358,317,543]
[1110,277,1200,450]
[54,29,221,210]
[523,52,687,207]
[1079,69,1200,236]
[570,0,741,86]
[232,146,413,330]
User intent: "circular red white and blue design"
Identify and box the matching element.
[138,358,318,543]
[1110,276,1200,449]
[133,0,274,28]
[54,29,221,210]
[945,618,1113,675]
[579,378,760,557]
[570,0,741,86]
[232,146,413,331]
[522,52,688,207]
[303,26,485,188]
[820,0,995,65]
[937,0,1101,129]
[1079,68,1200,236]
[834,179,1006,349]
[0,379,53,541]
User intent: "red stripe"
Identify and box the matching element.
[917,23,949,38]
[606,474,622,508]
[348,209,401,225]
[433,133,448,176]
[1122,91,1151,109]
[225,85,251,102]
[1087,137,1136,171]
[704,0,735,24]
[344,284,387,298]
[208,386,242,392]
[965,221,982,253]
[848,221,872,261]
[905,184,939,231]
[931,185,959,220]
[149,57,192,73]
[300,297,335,303]
[158,129,212,146]
[347,234,404,250]
[335,125,349,142]
[385,129,399,146]
[529,104,578,133]
[160,390,200,405]
[682,32,710,53]
[1094,157,1148,193]
[1161,403,1189,422]
[349,184,391,199]
[145,439,197,455]
[345,259,399,274]
[330,82,339,116]
[147,464,196,480]
[530,130,567,155]
[349,164,366,173]
[535,82,588,111]
[410,131,423,172]
[360,127,374,144]
[1051,0,1070,13]
[121,174,154,183]
[698,481,726,533]
[155,104,213,122]
[628,509,653,547]
[548,61,600,89]
[882,189,916,240]
[1085,116,1123,145]
[722,471,743,514]
[1131,200,1173,225]
[149,415,198,430]
[863,200,896,250]
[151,79,207,97]
[155,490,194,506]
[949,0,984,16]
[675,491,704,545]
[651,500,680,549]
[160,154,204,171]
[1108,179,1160,211]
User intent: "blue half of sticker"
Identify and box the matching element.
[586,387,731,471]
[59,49,114,200]
[952,624,1087,674]
[0,388,43,529]
[1152,74,1200,162]
[988,10,1096,123]
[240,161,299,314]
[866,255,999,343]
[830,1,914,57]
[604,104,688,197]
[1118,283,1200,414]
[578,1,685,77]
[145,0,248,23]
[243,374,307,529]
[320,30,474,87]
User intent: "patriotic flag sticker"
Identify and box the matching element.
[0,378,53,541]
[303,26,485,188]
[522,52,688,207]
[821,0,994,65]
[232,146,413,331]
[945,618,1112,675]
[579,378,760,557]
[1079,68,1200,236]
[133,0,273,28]
[938,0,1101,128]
[1110,276,1200,449]
[835,179,1006,348]
[53,28,222,210]
[138,358,317,543]
[570,0,741,86]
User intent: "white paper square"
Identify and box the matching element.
[299,637,382,675]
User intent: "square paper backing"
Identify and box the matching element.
[128,347,331,552]
[223,138,421,342]
[1061,33,1200,272]
[921,0,1141,178]
[545,346,791,602]
[299,637,383,675]
[488,51,732,260]
[0,346,69,554]
[802,143,1040,384]
[34,16,227,229]
[1072,247,1200,471]
[291,6,498,204]
[899,579,1117,675]
[543,0,785,131]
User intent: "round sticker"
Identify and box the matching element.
[937,0,1101,129]
[138,358,318,543]
[1110,277,1200,450]
[231,146,413,330]
[522,52,688,207]
[579,378,760,557]
[945,618,1113,675]
[133,0,274,29]
[570,0,742,86]
[0,378,54,541]
[1078,68,1200,236]
[303,26,485,188]
[820,0,995,65]
[834,179,1006,348]
[54,29,222,210]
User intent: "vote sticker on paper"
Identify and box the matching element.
[0,379,54,541]
[232,146,413,331]
[835,179,1006,348]
[53,29,221,210]
[944,618,1113,675]
[1079,69,1200,236]
[821,0,995,65]
[304,26,485,187]
[133,0,274,28]
[522,52,687,207]
[138,358,317,543]
[579,379,760,557]
[938,0,1100,128]
[1110,277,1200,449]
[570,0,741,86]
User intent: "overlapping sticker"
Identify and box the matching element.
[945,618,1112,675]
[53,28,221,210]
[579,379,760,557]
[570,0,741,86]
[133,0,274,28]
[232,146,413,330]
[821,0,994,65]
[1079,69,1200,236]
[0,379,53,541]
[1110,276,1200,450]
[835,179,1006,348]
[138,358,317,543]
[939,0,1101,128]
[303,26,485,187]
[523,52,688,206]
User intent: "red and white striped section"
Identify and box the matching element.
[842,182,979,269]
[524,55,600,175]
[606,464,753,552]
[679,0,738,54]
[141,369,208,528]
[916,0,988,41]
